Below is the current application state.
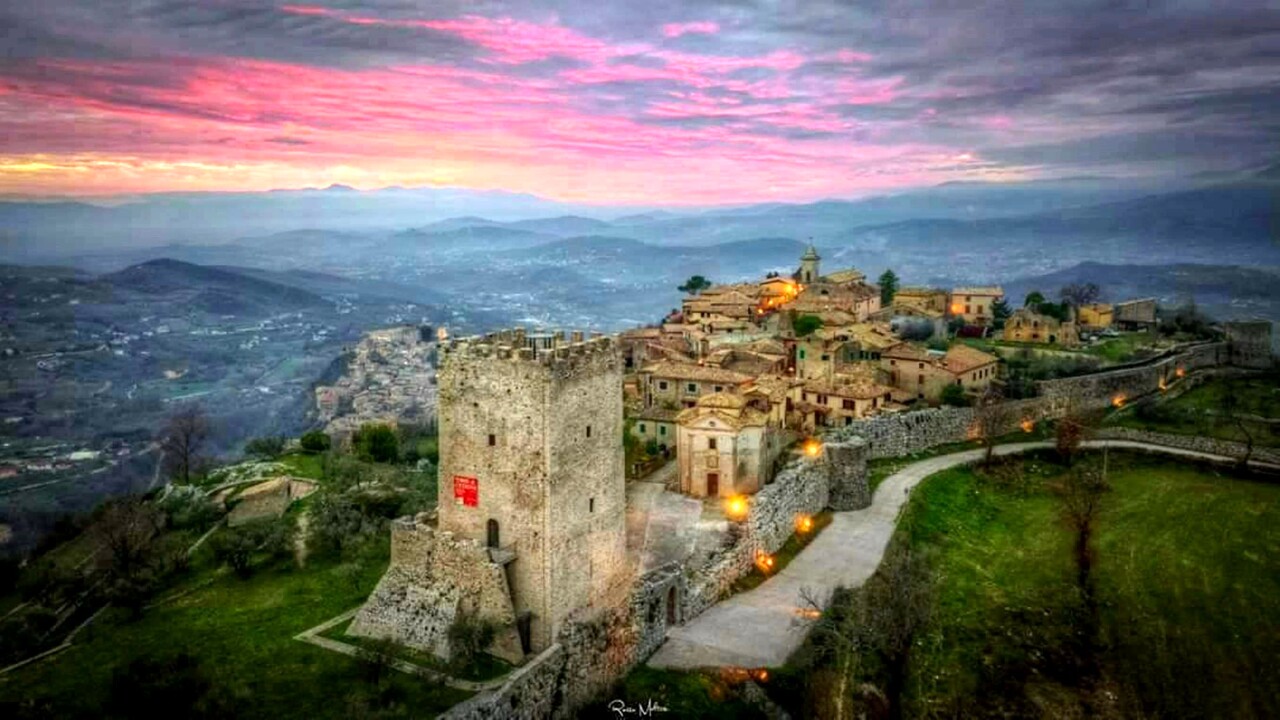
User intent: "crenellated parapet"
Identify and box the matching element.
[439,328,619,376]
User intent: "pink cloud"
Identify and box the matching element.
[661,21,720,38]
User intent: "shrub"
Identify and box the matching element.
[794,314,823,337]
[940,384,968,407]
[243,436,286,459]
[353,423,399,464]
[158,485,221,531]
[299,430,332,453]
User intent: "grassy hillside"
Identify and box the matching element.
[778,450,1280,718]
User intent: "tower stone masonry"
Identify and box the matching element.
[436,329,629,653]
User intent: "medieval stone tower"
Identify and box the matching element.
[799,243,821,284]
[436,329,628,653]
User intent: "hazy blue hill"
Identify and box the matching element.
[391,224,557,250]
[222,265,445,306]
[104,258,327,310]
[507,215,614,235]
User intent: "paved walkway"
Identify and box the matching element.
[648,440,1265,670]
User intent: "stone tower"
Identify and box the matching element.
[436,329,628,653]
[799,243,821,284]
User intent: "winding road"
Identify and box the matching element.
[648,439,1269,670]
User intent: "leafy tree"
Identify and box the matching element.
[877,269,899,306]
[243,435,285,459]
[353,423,399,463]
[159,404,209,485]
[677,275,713,295]
[300,430,332,453]
[158,485,221,531]
[794,314,824,337]
[1059,282,1101,308]
[940,383,968,407]
[1023,290,1046,307]
[990,297,1012,328]
[211,518,295,577]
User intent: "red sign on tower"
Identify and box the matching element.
[453,475,479,507]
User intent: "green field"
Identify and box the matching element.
[782,450,1280,718]
[0,528,469,719]
[1109,373,1280,447]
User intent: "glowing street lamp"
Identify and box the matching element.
[1112,393,1126,408]
[803,438,822,458]
[796,514,813,533]
[1019,418,1035,433]
[725,495,749,521]
[754,550,775,573]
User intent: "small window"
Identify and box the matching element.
[659,426,666,436]
[586,425,592,438]
[659,380,668,390]
[687,382,698,393]
[708,438,717,450]
[821,354,830,361]
[798,349,806,359]
[589,497,595,513]
[488,434,496,447]
[638,423,646,432]
[714,385,723,392]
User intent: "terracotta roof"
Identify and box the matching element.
[881,343,933,361]
[676,404,768,429]
[640,360,754,384]
[871,302,943,319]
[943,344,999,374]
[696,392,746,409]
[742,338,787,356]
[823,268,865,284]
[635,406,681,422]
[746,375,798,402]
[803,378,894,400]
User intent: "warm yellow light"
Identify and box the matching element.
[725,495,749,520]
[1175,367,1186,378]
[755,550,775,573]
[1112,394,1126,408]
[1020,419,1035,433]
[1158,378,1167,392]
[803,439,822,457]
[951,303,965,314]
[796,514,813,533]
[754,669,770,682]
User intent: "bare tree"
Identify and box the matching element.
[974,385,1013,465]
[1218,390,1255,469]
[1059,282,1101,308]
[1053,460,1109,659]
[800,545,934,720]
[160,404,209,485]
[1055,405,1102,466]
[91,497,166,616]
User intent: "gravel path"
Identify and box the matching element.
[648,440,1265,670]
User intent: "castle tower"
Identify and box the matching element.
[799,243,821,284]
[436,330,628,653]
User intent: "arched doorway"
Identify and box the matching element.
[487,519,500,548]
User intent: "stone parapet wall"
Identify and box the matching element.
[831,343,1231,460]
[826,437,871,510]
[1095,427,1280,466]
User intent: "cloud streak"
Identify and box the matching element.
[0,1,1275,202]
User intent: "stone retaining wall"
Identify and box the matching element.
[1096,427,1280,466]
[832,342,1232,459]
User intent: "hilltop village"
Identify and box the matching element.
[617,246,1159,499]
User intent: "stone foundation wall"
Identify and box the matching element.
[1096,427,1280,466]
[826,437,871,510]
[349,518,524,663]
[441,563,686,720]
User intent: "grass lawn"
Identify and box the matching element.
[887,450,1280,717]
[1109,373,1280,447]
[277,451,325,480]
[731,511,833,594]
[0,535,469,718]
[1081,331,1159,362]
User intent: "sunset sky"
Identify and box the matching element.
[1,1,1277,204]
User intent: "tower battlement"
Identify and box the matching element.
[440,328,617,370]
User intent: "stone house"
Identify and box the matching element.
[948,286,1004,326]
[617,327,694,371]
[799,376,897,427]
[675,392,788,498]
[795,323,901,381]
[1114,298,1158,330]
[786,282,882,321]
[639,360,755,410]
[1002,307,1080,346]
[632,406,679,450]
[1077,303,1114,329]
[881,343,1000,403]
[869,303,947,340]
[894,287,949,313]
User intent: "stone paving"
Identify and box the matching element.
[626,461,727,574]
[648,439,1266,670]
